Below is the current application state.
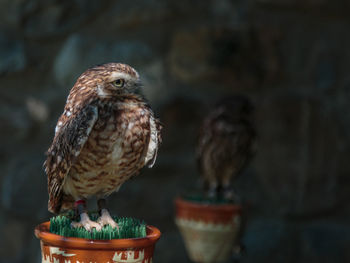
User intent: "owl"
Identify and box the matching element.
[44,63,162,231]
[197,95,255,200]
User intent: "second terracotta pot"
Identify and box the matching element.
[175,197,241,263]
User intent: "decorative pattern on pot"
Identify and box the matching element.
[35,222,160,263]
[175,197,241,263]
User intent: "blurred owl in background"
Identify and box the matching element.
[196,95,255,200]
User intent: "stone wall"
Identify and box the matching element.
[0,0,349,262]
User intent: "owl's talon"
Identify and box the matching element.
[223,189,234,200]
[207,190,216,200]
[207,184,218,200]
[97,208,119,231]
[223,187,238,202]
[71,212,102,231]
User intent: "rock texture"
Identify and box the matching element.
[0,0,349,262]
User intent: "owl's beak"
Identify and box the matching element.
[126,81,141,93]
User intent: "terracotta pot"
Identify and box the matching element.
[35,221,161,263]
[175,197,242,263]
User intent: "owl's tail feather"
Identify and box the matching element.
[48,194,74,214]
[48,195,62,214]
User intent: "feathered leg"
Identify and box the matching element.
[96,198,119,230]
[207,181,218,199]
[221,167,237,201]
[222,184,235,201]
[71,199,102,231]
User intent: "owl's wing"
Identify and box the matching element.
[44,105,98,213]
[145,116,162,168]
[196,119,212,172]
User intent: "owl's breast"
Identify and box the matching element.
[87,105,151,169]
[65,104,151,198]
[109,117,149,167]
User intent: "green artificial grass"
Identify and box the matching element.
[49,213,147,240]
[182,193,234,205]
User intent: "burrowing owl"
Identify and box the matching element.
[44,63,162,230]
[197,95,255,200]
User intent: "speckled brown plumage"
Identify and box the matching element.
[44,63,162,214]
[197,95,255,199]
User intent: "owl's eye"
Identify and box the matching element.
[114,79,125,88]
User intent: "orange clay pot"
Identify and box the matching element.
[35,221,161,263]
[175,197,241,263]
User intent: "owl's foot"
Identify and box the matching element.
[207,183,218,200]
[207,188,217,200]
[71,212,102,231]
[222,186,239,202]
[223,189,234,200]
[97,208,119,230]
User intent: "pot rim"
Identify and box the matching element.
[175,196,242,212]
[35,221,161,250]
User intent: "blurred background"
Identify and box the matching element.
[0,0,350,262]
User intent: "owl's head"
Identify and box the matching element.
[212,95,254,123]
[75,63,141,98]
